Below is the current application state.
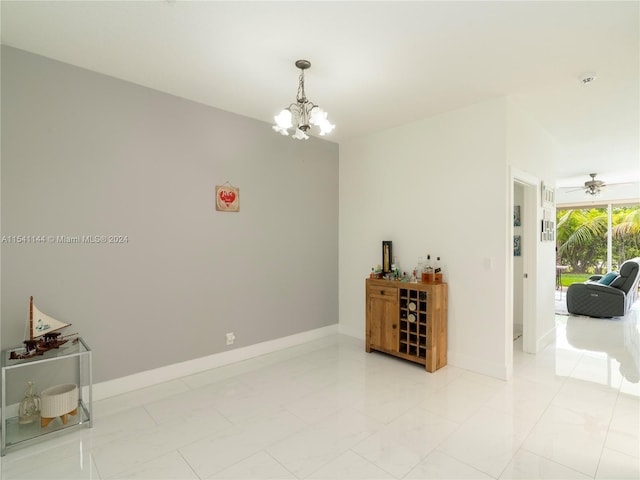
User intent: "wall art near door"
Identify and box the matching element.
[541,182,555,208]
[215,183,240,212]
[541,219,555,241]
[514,205,521,226]
[514,235,521,256]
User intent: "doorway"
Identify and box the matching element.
[511,170,538,355]
[513,183,524,343]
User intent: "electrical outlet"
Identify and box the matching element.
[226,332,235,345]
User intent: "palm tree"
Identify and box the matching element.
[557,206,640,273]
[557,209,608,273]
[612,207,640,263]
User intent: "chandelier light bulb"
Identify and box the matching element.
[292,128,309,140]
[273,109,293,135]
[310,108,326,124]
[310,108,335,135]
[272,60,334,140]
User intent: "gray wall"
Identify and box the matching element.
[1,46,339,386]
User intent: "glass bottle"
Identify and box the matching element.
[422,254,434,283]
[392,256,400,279]
[415,257,424,282]
[434,256,443,284]
[18,381,41,425]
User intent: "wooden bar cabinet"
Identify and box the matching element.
[365,278,448,372]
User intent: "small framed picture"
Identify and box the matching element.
[514,235,521,256]
[382,241,392,274]
[216,184,240,212]
[514,206,521,226]
[541,182,555,208]
[540,219,555,241]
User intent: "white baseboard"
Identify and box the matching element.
[338,323,364,340]
[536,325,556,353]
[93,324,339,401]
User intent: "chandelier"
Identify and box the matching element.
[272,60,335,140]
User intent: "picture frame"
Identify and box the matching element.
[514,235,521,256]
[541,219,555,242]
[541,182,555,208]
[215,184,240,212]
[514,205,521,226]
[382,241,392,274]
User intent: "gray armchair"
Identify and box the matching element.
[566,258,640,318]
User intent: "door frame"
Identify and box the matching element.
[510,168,538,356]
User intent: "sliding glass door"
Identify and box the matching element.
[556,203,639,275]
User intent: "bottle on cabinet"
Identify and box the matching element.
[434,256,443,284]
[421,254,434,283]
[392,256,400,279]
[415,257,424,282]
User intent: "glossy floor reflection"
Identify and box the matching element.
[2,308,639,479]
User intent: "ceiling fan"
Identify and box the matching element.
[561,173,631,197]
[582,173,605,196]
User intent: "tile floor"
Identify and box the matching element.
[1,308,638,479]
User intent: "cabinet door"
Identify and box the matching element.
[368,294,399,352]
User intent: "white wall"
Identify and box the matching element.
[506,101,559,353]
[340,98,512,379]
[339,97,560,379]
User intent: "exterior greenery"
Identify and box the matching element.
[559,273,591,287]
[556,205,640,274]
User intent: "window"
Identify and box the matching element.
[556,203,640,274]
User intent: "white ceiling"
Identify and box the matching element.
[1,0,639,187]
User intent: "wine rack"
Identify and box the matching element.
[399,289,428,359]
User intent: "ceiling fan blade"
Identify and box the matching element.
[559,180,637,191]
[605,181,636,187]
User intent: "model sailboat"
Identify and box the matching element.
[9,296,77,360]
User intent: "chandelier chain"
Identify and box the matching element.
[297,70,307,103]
